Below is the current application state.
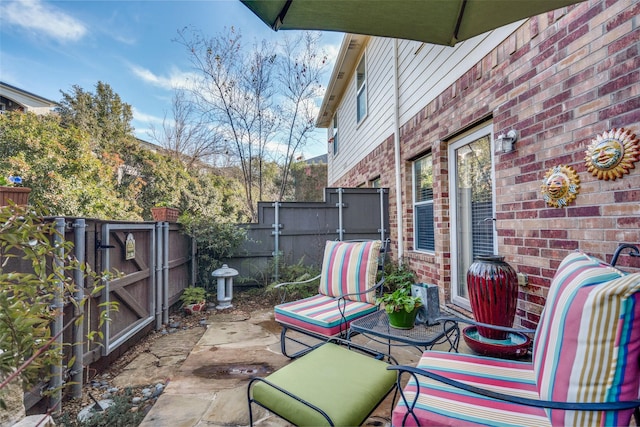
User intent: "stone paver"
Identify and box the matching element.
[133,308,462,426]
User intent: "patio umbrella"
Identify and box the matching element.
[240,0,585,46]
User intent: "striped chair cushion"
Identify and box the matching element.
[533,251,640,426]
[318,240,382,304]
[392,351,550,427]
[274,294,378,337]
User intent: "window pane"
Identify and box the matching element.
[414,155,433,202]
[332,115,338,155]
[357,89,366,121]
[415,203,435,251]
[414,153,434,252]
[454,135,493,300]
[357,56,366,90]
[356,55,366,122]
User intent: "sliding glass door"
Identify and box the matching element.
[448,123,496,309]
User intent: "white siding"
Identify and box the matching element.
[397,23,521,124]
[328,38,395,184]
[328,22,521,184]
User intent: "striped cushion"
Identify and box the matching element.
[318,240,382,304]
[533,251,640,426]
[392,352,550,427]
[274,294,377,337]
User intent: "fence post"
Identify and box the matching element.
[155,222,163,330]
[71,218,86,399]
[272,202,281,282]
[336,188,345,240]
[163,222,169,325]
[378,188,386,241]
[49,218,66,414]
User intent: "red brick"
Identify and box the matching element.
[568,206,601,217]
[614,190,640,203]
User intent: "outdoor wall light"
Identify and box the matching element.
[498,130,518,153]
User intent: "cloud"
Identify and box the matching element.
[129,64,197,91]
[1,0,87,42]
[132,107,164,126]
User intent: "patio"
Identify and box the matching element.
[135,304,472,426]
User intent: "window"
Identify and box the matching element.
[356,54,367,122]
[332,114,338,155]
[370,177,381,188]
[413,154,434,252]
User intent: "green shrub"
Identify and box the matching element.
[180,217,246,294]
[0,205,117,404]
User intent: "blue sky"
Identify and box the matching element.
[0,0,343,158]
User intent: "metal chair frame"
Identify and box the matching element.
[274,238,389,358]
[248,337,399,426]
[391,243,640,426]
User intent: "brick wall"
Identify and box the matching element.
[331,0,640,328]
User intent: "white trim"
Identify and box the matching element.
[356,52,368,124]
[448,122,495,310]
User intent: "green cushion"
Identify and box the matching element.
[252,343,397,426]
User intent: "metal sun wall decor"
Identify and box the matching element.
[585,128,640,180]
[541,165,580,208]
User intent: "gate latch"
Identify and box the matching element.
[96,239,115,250]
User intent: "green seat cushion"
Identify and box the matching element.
[252,343,397,426]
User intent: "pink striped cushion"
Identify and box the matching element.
[392,352,549,427]
[318,240,382,304]
[533,251,640,426]
[274,294,377,337]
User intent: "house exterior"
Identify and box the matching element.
[317,0,640,328]
[0,81,57,115]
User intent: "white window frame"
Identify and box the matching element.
[331,114,338,155]
[356,54,367,123]
[413,153,435,253]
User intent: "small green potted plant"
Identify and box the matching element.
[377,262,422,329]
[377,286,423,329]
[179,286,208,315]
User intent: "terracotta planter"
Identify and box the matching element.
[183,301,207,315]
[387,307,420,329]
[466,255,518,340]
[0,186,31,207]
[151,207,179,222]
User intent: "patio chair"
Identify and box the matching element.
[274,239,388,358]
[390,249,640,426]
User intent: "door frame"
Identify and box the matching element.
[448,122,497,310]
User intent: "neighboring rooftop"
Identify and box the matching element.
[0,81,58,115]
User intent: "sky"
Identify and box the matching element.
[0,0,344,158]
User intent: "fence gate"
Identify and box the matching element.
[100,223,161,355]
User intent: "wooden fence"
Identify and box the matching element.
[10,217,194,410]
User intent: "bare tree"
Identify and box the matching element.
[275,32,328,201]
[176,27,277,220]
[148,89,225,169]
[175,26,327,220]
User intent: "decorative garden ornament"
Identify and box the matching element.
[541,165,580,208]
[585,128,639,180]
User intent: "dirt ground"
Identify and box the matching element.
[52,288,278,426]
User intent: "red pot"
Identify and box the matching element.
[466,255,518,340]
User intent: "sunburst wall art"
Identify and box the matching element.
[585,128,639,180]
[541,165,580,208]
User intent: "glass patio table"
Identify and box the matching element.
[347,310,460,353]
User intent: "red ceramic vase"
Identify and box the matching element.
[466,255,518,340]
